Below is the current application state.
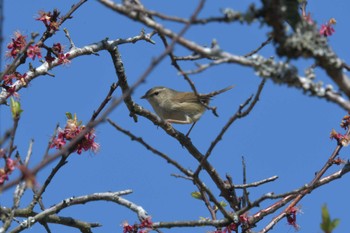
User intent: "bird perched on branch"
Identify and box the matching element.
[141,85,234,136]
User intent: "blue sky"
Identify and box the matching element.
[1,1,350,232]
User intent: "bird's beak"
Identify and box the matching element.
[141,94,147,99]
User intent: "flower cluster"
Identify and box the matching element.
[6,32,43,60]
[332,157,346,165]
[27,45,42,60]
[50,113,99,155]
[329,113,350,146]
[211,214,249,233]
[6,31,27,58]
[330,129,350,146]
[122,217,153,233]
[0,150,17,185]
[0,149,36,187]
[36,9,60,31]
[45,43,70,64]
[211,223,238,233]
[319,18,336,37]
[302,11,313,24]
[1,72,27,98]
[340,114,350,129]
[4,8,69,69]
[3,72,27,86]
[286,206,301,230]
[301,7,336,37]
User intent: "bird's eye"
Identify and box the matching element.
[153,91,159,96]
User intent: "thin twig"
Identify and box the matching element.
[242,156,250,208]
[8,114,20,158]
[1,0,87,82]
[1,140,33,232]
[107,109,234,220]
[182,57,231,75]
[1,33,163,191]
[43,124,59,159]
[99,0,350,111]
[232,175,278,189]
[90,82,119,121]
[194,182,217,220]
[63,28,76,50]
[194,79,266,176]
[245,163,350,227]
[28,82,120,211]
[153,218,229,229]
[37,0,88,47]
[255,131,350,232]
[28,155,70,212]
[244,36,272,57]
[24,139,34,166]
[192,176,233,221]
[100,2,236,210]
[125,4,241,25]
[174,54,202,61]
[0,128,12,147]
[107,118,191,176]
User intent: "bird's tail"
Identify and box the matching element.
[207,85,234,97]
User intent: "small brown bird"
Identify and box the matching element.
[141,85,234,136]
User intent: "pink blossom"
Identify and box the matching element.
[320,18,336,37]
[6,158,16,172]
[302,12,314,24]
[0,169,9,185]
[286,206,301,230]
[6,32,27,58]
[50,130,67,149]
[27,45,42,60]
[36,11,52,26]
[50,114,99,155]
[53,43,64,53]
[58,53,70,64]
[0,158,17,185]
[122,222,134,233]
[36,10,60,31]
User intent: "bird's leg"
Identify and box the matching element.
[185,122,197,138]
[163,120,173,130]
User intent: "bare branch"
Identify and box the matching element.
[233,175,278,189]
[153,218,229,229]
[63,28,75,50]
[36,0,88,47]
[195,79,266,176]
[252,143,350,232]
[0,33,156,105]
[107,119,191,176]
[8,190,133,233]
[244,36,273,57]
[98,0,350,111]
[90,82,119,121]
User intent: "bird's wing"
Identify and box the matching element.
[172,93,210,104]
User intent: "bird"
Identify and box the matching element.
[141,85,234,136]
